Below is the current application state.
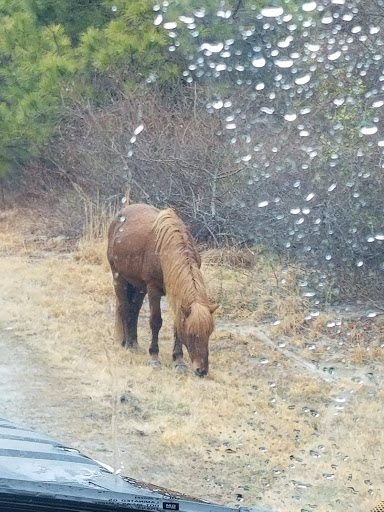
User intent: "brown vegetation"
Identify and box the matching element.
[0,220,383,511]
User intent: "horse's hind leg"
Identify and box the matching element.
[147,284,162,366]
[126,284,146,347]
[114,276,145,348]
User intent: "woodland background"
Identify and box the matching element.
[1,0,384,300]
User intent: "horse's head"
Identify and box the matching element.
[179,302,218,377]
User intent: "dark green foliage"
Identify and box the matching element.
[0,0,175,174]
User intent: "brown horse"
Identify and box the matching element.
[107,204,217,376]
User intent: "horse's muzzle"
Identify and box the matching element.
[195,368,207,377]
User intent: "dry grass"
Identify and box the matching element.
[202,249,309,331]
[0,230,27,254]
[0,227,383,512]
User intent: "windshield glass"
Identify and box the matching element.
[0,1,383,511]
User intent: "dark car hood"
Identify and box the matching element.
[0,418,274,512]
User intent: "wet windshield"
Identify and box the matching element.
[0,1,383,511]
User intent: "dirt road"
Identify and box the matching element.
[0,330,109,456]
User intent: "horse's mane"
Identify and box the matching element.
[153,209,214,337]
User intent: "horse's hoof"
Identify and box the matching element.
[149,360,161,369]
[175,363,187,373]
[122,340,139,350]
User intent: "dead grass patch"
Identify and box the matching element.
[0,231,383,512]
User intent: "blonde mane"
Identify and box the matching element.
[153,209,214,337]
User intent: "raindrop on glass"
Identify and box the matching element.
[154,14,163,26]
[261,5,284,18]
[302,1,317,12]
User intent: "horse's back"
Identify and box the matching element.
[107,204,161,287]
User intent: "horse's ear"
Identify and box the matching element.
[209,304,219,314]
[181,305,191,318]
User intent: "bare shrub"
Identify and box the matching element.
[40,83,384,300]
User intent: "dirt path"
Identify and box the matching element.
[0,330,107,454]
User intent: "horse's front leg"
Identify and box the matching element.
[147,284,162,367]
[173,328,187,372]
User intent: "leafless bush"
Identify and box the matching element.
[42,84,384,300]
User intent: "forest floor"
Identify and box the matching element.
[0,207,383,512]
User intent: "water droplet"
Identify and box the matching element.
[164,21,177,30]
[212,99,224,109]
[284,113,297,121]
[261,5,284,18]
[359,123,378,135]
[194,8,205,18]
[328,50,342,61]
[275,58,294,68]
[261,107,275,115]
[119,216,126,223]
[217,10,232,19]
[302,1,317,12]
[252,56,266,68]
[200,42,224,53]
[295,481,312,489]
[307,43,320,52]
[179,15,194,24]
[277,36,293,48]
[322,14,333,25]
[258,201,269,208]
[295,73,311,85]
[154,14,163,25]
[134,124,144,135]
